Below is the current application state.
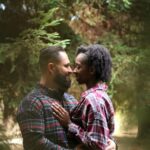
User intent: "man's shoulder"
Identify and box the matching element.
[64,93,77,102]
[63,93,78,110]
[18,88,51,111]
[24,88,48,102]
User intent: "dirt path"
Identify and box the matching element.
[115,136,150,150]
[114,128,150,150]
[9,136,150,150]
[9,128,150,150]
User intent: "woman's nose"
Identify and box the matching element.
[73,67,77,74]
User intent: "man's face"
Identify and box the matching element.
[53,51,72,91]
[74,53,91,85]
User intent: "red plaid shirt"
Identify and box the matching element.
[68,83,115,150]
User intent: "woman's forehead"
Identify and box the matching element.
[75,53,88,64]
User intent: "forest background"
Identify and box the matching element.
[0,0,149,149]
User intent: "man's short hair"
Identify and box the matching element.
[39,46,65,72]
[76,44,112,82]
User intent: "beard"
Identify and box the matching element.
[54,72,71,92]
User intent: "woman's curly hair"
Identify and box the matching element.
[76,44,112,82]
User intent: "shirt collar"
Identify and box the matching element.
[81,82,108,97]
[36,83,65,101]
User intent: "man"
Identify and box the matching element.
[17,46,116,150]
[52,44,116,150]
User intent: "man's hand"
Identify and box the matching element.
[105,139,116,150]
[51,103,71,128]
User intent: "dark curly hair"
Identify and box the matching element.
[76,44,112,82]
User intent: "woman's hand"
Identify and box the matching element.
[105,139,117,150]
[51,103,71,128]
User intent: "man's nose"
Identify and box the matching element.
[68,66,73,73]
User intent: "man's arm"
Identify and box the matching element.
[17,106,73,150]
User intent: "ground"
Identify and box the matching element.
[9,133,150,150]
[114,127,150,150]
[2,123,150,150]
[115,136,150,150]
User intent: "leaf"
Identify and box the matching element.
[10,65,16,73]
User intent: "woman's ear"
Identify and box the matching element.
[89,66,95,75]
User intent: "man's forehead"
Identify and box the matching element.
[58,51,67,56]
[58,51,70,63]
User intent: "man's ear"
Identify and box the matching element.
[47,63,55,74]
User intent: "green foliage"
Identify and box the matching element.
[72,0,132,11]
[0,0,149,139]
[107,0,132,11]
[0,2,70,121]
[99,33,138,97]
[0,125,10,150]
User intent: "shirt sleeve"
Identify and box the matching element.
[17,100,73,150]
[68,101,112,150]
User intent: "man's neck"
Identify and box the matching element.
[40,76,56,90]
[39,76,65,97]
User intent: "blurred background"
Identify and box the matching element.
[0,0,149,149]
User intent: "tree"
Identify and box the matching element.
[130,0,150,138]
[0,0,71,122]
[64,0,150,138]
[0,0,149,139]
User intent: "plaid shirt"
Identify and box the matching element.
[68,83,115,150]
[17,84,78,150]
